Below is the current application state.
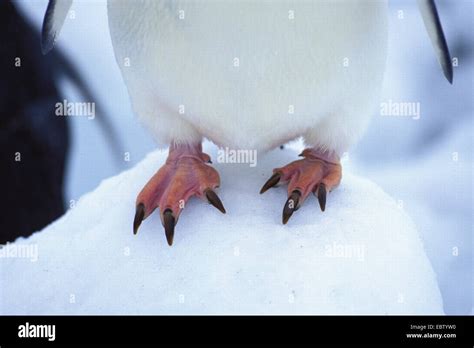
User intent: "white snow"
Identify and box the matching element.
[0,145,443,314]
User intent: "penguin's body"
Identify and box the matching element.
[41,0,453,244]
[107,0,388,155]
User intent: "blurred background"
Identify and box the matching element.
[3,0,473,314]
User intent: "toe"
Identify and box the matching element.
[282,190,301,224]
[260,172,281,194]
[287,164,323,201]
[162,209,176,246]
[315,183,327,212]
[205,189,226,214]
[133,203,145,235]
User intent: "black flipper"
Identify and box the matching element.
[42,0,73,55]
[417,0,453,84]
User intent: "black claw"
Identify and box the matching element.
[163,209,176,246]
[317,184,327,212]
[282,190,301,224]
[260,172,281,194]
[133,203,145,235]
[206,189,226,214]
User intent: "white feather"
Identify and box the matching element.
[107,0,388,156]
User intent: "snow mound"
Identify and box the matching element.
[0,145,442,314]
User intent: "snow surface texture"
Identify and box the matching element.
[0,146,443,314]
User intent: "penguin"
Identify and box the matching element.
[42,0,453,246]
[0,0,68,243]
[0,1,121,243]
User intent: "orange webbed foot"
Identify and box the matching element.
[260,148,342,224]
[133,143,225,246]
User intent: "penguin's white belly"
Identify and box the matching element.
[108,0,388,153]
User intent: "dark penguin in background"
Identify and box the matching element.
[0,1,118,243]
[0,1,68,243]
